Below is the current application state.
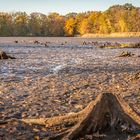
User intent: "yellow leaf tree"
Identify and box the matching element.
[64,17,77,36]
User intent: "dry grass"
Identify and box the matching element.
[82,32,140,38]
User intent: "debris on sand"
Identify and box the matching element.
[119,51,135,57]
[34,40,40,44]
[82,41,88,45]
[94,42,140,49]
[0,50,15,59]
[45,43,48,47]
[129,42,140,48]
[15,93,140,140]
[14,40,18,43]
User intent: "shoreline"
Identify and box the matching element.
[0,37,140,47]
[82,32,140,38]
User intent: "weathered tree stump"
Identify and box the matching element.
[20,93,140,140]
[119,51,134,57]
[0,50,15,59]
[62,93,140,140]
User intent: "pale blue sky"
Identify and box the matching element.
[0,0,140,15]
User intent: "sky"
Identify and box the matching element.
[0,0,140,15]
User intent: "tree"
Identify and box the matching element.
[47,13,65,36]
[87,12,101,33]
[28,13,42,36]
[118,17,128,32]
[123,3,135,10]
[78,19,90,35]
[0,13,13,36]
[98,13,111,34]
[12,12,29,36]
[39,14,50,36]
[64,17,77,36]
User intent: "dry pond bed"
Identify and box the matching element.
[0,37,140,140]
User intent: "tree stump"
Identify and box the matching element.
[62,93,140,140]
[0,50,15,59]
[5,93,140,140]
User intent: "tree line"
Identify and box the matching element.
[0,3,140,37]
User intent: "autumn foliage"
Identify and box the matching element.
[0,3,140,37]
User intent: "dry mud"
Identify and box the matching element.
[0,37,140,139]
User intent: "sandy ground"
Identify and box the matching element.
[0,37,140,139]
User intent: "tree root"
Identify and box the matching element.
[21,111,84,128]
